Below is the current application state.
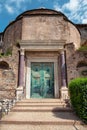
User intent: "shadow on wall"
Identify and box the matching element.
[0,61,9,69]
[76,61,87,77]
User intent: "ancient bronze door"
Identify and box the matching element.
[31,62,54,98]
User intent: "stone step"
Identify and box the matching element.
[15,104,69,107]
[0,120,82,125]
[19,99,69,103]
[0,111,82,125]
[0,99,86,130]
[12,106,72,112]
[13,99,70,112]
[15,103,68,106]
[0,124,87,130]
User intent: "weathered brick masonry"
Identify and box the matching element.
[0,46,19,99]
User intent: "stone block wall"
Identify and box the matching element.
[22,16,67,40]
[22,16,80,49]
[67,23,81,49]
[3,19,22,53]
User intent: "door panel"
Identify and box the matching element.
[31,62,54,98]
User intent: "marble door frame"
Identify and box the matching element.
[26,56,59,99]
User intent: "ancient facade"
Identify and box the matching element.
[0,8,87,100]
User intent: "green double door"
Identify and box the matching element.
[31,62,54,98]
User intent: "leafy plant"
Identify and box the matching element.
[6,47,12,56]
[78,46,87,51]
[0,47,12,57]
[69,78,87,124]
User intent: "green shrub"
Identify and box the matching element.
[69,78,87,124]
[6,47,12,56]
[0,47,12,57]
[78,46,87,51]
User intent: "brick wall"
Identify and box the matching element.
[65,44,87,84]
[0,46,19,99]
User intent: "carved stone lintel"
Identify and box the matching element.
[60,87,69,99]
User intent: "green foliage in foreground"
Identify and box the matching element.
[69,78,87,124]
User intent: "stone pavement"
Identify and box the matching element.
[0,99,87,130]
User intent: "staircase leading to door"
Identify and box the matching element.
[12,99,71,112]
[0,99,86,130]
